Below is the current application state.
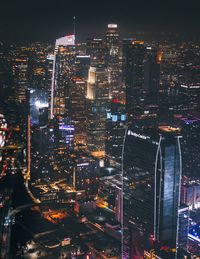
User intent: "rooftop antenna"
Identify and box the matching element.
[73,16,76,44]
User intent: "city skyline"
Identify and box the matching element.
[0,7,200,259]
[1,0,200,42]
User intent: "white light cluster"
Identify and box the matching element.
[35,100,48,109]
[108,24,117,28]
[56,35,75,46]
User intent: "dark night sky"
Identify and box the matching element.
[0,0,200,42]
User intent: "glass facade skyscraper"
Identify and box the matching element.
[123,125,182,258]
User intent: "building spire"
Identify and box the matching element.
[73,16,76,44]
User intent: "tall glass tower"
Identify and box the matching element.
[122,125,182,258]
[50,35,75,119]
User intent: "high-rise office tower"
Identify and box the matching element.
[105,24,119,65]
[179,115,200,180]
[144,47,161,94]
[105,100,126,167]
[75,55,91,80]
[181,184,200,210]
[50,35,75,119]
[86,65,110,157]
[68,54,90,144]
[27,42,47,91]
[0,47,17,123]
[13,54,28,104]
[52,45,76,117]
[105,24,123,100]
[179,84,200,114]
[46,116,74,181]
[13,54,31,183]
[178,205,190,255]
[71,154,99,196]
[58,116,74,148]
[30,125,49,182]
[123,40,160,122]
[46,52,55,114]
[48,116,74,152]
[86,38,107,66]
[122,39,146,121]
[69,79,87,145]
[123,125,182,258]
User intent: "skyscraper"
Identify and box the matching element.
[50,35,75,119]
[179,84,200,114]
[86,65,110,157]
[105,99,126,167]
[178,205,190,254]
[13,54,28,104]
[122,39,146,119]
[180,115,200,179]
[105,24,123,100]
[123,125,182,258]
[105,24,119,66]
[123,41,160,122]
[71,154,99,196]
[69,79,87,145]
[144,47,161,93]
[86,38,107,66]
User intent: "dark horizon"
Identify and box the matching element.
[1,0,200,42]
